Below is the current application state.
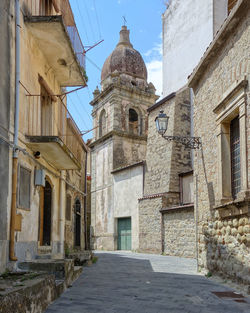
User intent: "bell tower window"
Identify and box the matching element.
[129,109,139,135]
[99,110,106,138]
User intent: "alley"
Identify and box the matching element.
[46,252,250,313]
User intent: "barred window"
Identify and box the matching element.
[230,116,241,198]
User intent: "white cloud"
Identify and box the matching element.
[146,60,162,97]
[144,35,163,97]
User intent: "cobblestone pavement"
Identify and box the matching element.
[46,251,250,313]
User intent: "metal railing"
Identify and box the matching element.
[25,94,85,164]
[24,0,86,70]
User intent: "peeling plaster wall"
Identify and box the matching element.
[113,165,143,250]
[162,0,227,96]
[91,139,114,250]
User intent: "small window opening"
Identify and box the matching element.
[129,109,138,135]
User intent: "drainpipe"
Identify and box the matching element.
[59,170,65,256]
[9,0,20,261]
[84,151,88,250]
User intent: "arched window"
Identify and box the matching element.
[99,110,106,137]
[129,108,139,135]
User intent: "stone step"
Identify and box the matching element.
[66,250,92,265]
[35,254,52,260]
[55,279,65,297]
[72,266,83,282]
[18,259,74,280]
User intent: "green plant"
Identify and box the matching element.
[92,255,98,264]
[0,269,10,279]
[205,271,212,277]
[64,243,70,257]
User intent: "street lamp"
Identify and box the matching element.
[155,110,201,149]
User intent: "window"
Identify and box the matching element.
[129,108,139,135]
[214,79,247,202]
[230,116,240,198]
[179,172,194,205]
[40,84,53,136]
[18,166,31,209]
[66,195,72,221]
[99,110,106,137]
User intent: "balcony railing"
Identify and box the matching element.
[25,94,85,165]
[24,0,85,70]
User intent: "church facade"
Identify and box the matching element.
[90,26,157,250]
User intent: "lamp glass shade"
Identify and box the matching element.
[155,111,169,135]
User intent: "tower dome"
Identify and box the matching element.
[101,26,148,82]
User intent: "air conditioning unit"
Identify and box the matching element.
[35,169,45,187]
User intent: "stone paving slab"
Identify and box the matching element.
[45,251,250,313]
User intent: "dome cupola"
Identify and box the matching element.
[101,26,148,82]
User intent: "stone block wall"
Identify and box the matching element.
[144,97,176,195]
[198,215,250,285]
[163,208,195,258]
[190,4,250,284]
[138,197,163,253]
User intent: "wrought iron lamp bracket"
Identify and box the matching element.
[161,134,202,150]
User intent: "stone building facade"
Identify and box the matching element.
[138,88,196,257]
[90,26,157,251]
[189,0,250,285]
[0,0,88,272]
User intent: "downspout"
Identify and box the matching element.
[9,0,20,261]
[59,170,65,256]
[84,151,88,250]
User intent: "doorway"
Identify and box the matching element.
[42,181,52,246]
[118,217,131,250]
[74,199,81,247]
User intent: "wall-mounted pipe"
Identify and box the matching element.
[59,170,65,256]
[10,0,20,261]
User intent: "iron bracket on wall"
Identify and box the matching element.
[162,135,202,149]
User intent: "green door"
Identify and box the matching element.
[118,218,131,250]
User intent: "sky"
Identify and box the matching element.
[68,0,167,140]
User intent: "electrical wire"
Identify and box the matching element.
[92,0,102,40]
[76,0,90,45]
[75,91,92,123]
[82,0,96,43]
[85,54,102,72]
[68,94,89,130]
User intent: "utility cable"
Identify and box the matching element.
[75,91,92,123]
[68,94,89,130]
[92,0,102,40]
[82,0,96,43]
[76,0,90,45]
